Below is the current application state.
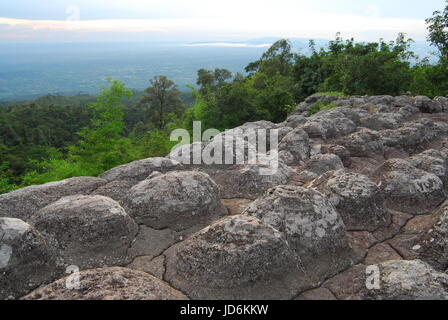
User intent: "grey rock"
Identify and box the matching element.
[91,180,135,204]
[0,218,59,299]
[99,157,182,183]
[373,159,446,215]
[284,115,307,128]
[244,185,354,283]
[310,170,390,232]
[337,128,384,158]
[297,154,344,182]
[414,96,442,113]
[23,267,188,300]
[434,96,448,112]
[321,144,352,167]
[419,203,448,271]
[278,128,310,165]
[408,150,448,186]
[0,177,106,221]
[164,215,307,300]
[360,113,404,131]
[123,171,227,231]
[211,160,293,200]
[29,195,138,269]
[361,260,448,300]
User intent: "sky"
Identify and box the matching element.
[0,0,445,43]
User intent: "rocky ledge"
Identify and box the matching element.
[1,94,448,300]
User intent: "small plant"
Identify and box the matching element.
[307,102,341,116]
[310,92,346,98]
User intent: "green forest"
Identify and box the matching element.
[0,3,447,194]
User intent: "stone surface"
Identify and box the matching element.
[310,170,390,232]
[337,128,384,158]
[373,159,446,215]
[244,185,354,283]
[322,264,367,300]
[0,218,60,299]
[128,255,165,280]
[164,215,307,300]
[99,157,182,183]
[29,195,138,269]
[221,199,253,215]
[0,177,106,221]
[295,287,337,300]
[278,128,310,165]
[211,161,293,200]
[364,243,402,265]
[124,171,227,231]
[297,154,344,182]
[418,203,448,271]
[23,267,187,300]
[91,180,135,204]
[360,260,448,300]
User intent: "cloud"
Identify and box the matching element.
[0,11,428,41]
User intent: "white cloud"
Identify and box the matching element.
[0,8,428,41]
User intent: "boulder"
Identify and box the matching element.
[0,177,106,221]
[0,218,59,299]
[380,119,442,153]
[302,113,357,140]
[360,113,404,131]
[360,260,448,300]
[337,128,384,158]
[211,160,293,200]
[29,195,138,269]
[91,180,135,204]
[164,215,307,300]
[373,159,446,215]
[284,115,307,128]
[278,128,310,165]
[414,96,442,114]
[297,154,344,182]
[321,144,351,167]
[244,185,354,283]
[434,96,448,113]
[23,267,187,300]
[123,171,227,231]
[407,150,448,186]
[99,157,182,183]
[418,203,448,271]
[310,170,390,232]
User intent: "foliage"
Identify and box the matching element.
[426,1,448,59]
[307,102,343,116]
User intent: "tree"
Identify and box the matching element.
[196,68,232,94]
[139,76,185,129]
[426,1,448,59]
[245,39,295,76]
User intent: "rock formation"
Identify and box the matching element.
[2,94,448,300]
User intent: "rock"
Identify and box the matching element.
[296,288,337,300]
[348,231,378,263]
[128,226,179,260]
[321,145,351,167]
[284,115,307,128]
[364,243,402,265]
[297,154,344,182]
[434,96,448,112]
[0,177,106,221]
[0,218,59,299]
[322,264,367,300]
[164,215,307,300]
[99,157,182,183]
[302,113,357,140]
[23,267,187,300]
[123,171,227,231]
[91,180,135,204]
[387,233,422,260]
[380,119,442,153]
[128,255,165,280]
[278,128,310,165]
[310,170,390,232]
[221,199,253,215]
[337,128,384,158]
[29,195,138,269]
[360,260,448,300]
[244,185,354,283]
[414,96,442,114]
[360,113,404,131]
[407,150,448,186]
[373,159,446,215]
[418,204,448,271]
[211,160,293,200]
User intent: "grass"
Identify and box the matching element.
[310,91,346,98]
